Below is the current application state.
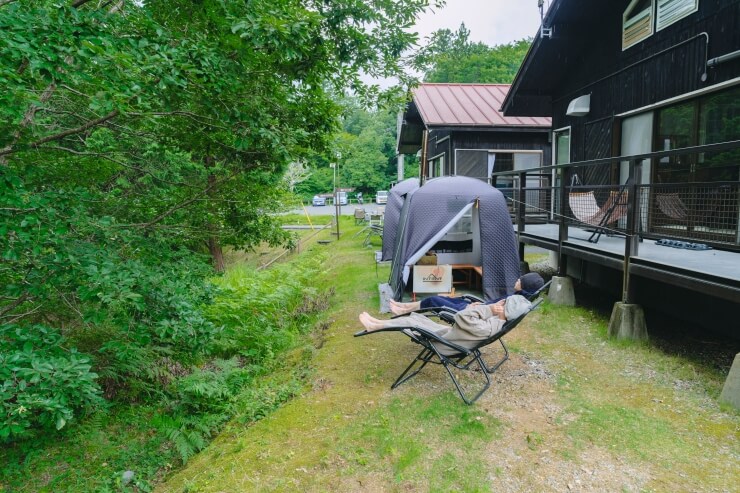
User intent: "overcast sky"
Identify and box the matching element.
[414,0,544,48]
[366,0,545,88]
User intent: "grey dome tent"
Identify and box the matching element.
[381,177,420,261]
[388,176,520,302]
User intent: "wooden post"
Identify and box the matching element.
[420,129,428,186]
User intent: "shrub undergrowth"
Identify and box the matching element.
[0,241,330,491]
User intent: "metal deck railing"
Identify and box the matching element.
[495,139,740,251]
[491,139,740,303]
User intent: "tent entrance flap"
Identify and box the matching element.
[402,201,475,284]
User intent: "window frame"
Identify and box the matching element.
[656,0,699,31]
[622,0,655,50]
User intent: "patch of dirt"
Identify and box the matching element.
[476,353,650,492]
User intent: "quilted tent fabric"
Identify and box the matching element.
[389,176,520,301]
[381,178,420,261]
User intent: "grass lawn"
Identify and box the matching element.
[154,217,739,493]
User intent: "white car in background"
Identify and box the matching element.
[312,195,326,206]
[375,190,388,204]
[337,191,348,205]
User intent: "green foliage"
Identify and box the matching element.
[0,249,331,491]
[414,23,532,84]
[171,358,252,415]
[151,414,212,465]
[0,324,104,442]
[0,0,433,484]
[336,107,400,193]
[207,250,329,360]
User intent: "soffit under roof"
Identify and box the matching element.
[502,0,626,116]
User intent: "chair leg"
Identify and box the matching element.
[480,338,510,374]
[391,347,434,389]
[392,342,507,405]
[441,351,492,405]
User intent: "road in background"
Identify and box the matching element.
[294,202,386,216]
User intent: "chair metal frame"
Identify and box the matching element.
[355,298,543,405]
[395,279,551,321]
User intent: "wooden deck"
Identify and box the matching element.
[518,223,740,304]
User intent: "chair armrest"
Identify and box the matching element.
[459,294,485,303]
[354,324,471,355]
[391,306,457,319]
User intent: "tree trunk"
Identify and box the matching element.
[204,158,225,272]
[208,235,225,273]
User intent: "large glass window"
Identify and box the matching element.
[656,85,740,183]
[654,85,740,240]
[698,87,740,182]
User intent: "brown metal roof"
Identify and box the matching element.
[412,83,551,127]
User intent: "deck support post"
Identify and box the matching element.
[547,276,575,306]
[719,353,740,410]
[621,158,642,304]
[557,167,569,275]
[608,302,648,340]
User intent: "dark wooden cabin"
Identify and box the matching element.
[397,83,551,186]
[500,0,740,336]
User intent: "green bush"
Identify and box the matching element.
[0,324,105,441]
[171,357,252,415]
[207,251,328,362]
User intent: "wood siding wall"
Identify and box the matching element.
[426,129,551,176]
[553,0,740,162]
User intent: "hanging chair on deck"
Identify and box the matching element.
[568,189,602,225]
[568,174,630,243]
[656,192,688,220]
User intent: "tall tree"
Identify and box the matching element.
[413,23,531,84]
[0,0,440,439]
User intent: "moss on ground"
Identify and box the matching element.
[157,217,739,493]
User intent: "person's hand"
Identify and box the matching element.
[489,300,505,319]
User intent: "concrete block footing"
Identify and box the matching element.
[547,276,576,306]
[608,302,648,341]
[719,353,740,410]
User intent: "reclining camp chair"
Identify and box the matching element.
[355,298,543,405]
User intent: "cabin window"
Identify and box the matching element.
[654,85,740,238]
[622,0,654,50]
[428,154,445,178]
[655,85,740,184]
[554,128,571,165]
[656,0,698,31]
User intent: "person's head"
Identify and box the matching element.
[517,272,545,294]
[504,295,532,320]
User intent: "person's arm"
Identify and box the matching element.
[452,303,504,338]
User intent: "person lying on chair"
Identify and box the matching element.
[359,295,532,355]
[389,272,544,316]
